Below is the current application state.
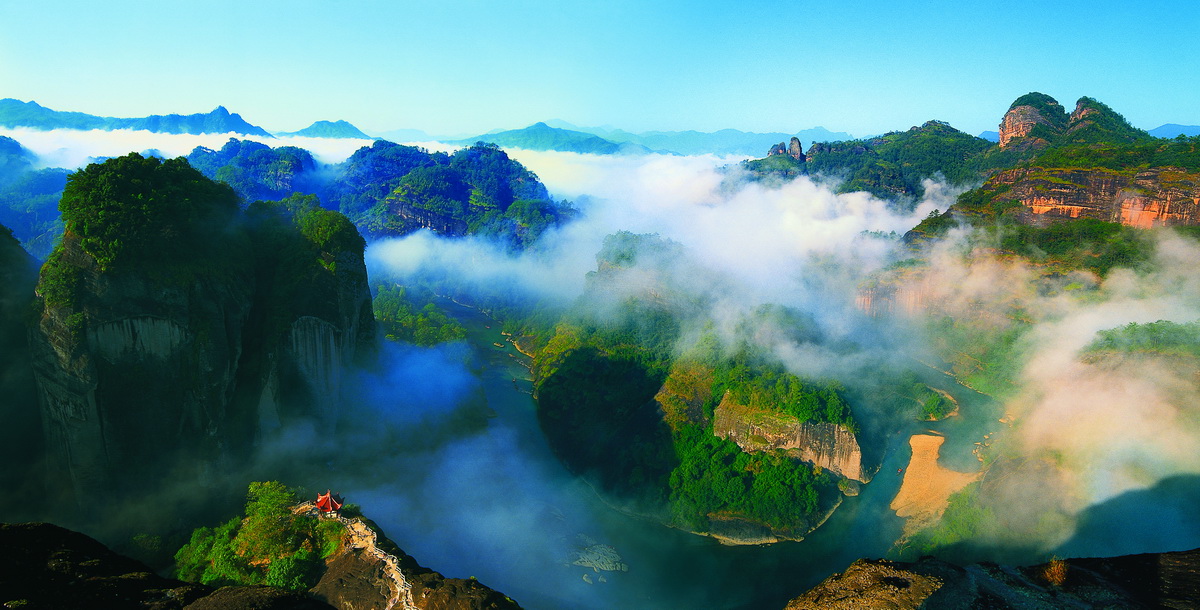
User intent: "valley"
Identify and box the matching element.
[1,88,1200,608]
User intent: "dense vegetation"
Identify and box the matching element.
[1084,320,1200,359]
[738,153,805,183]
[58,153,241,271]
[5,131,569,265]
[669,424,826,533]
[527,232,862,534]
[332,141,567,248]
[872,371,957,421]
[175,482,345,591]
[712,362,855,427]
[373,284,467,345]
[187,139,319,202]
[803,121,996,201]
[242,192,369,344]
[1031,135,1200,172]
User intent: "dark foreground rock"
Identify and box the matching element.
[0,522,327,609]
[1,520,520,610]
[785,548,1200,609]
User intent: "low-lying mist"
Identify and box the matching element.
[0,127,375,168]
[366,148,1200,578]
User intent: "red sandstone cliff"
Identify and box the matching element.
[990,166,1200,228]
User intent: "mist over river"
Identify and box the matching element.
[342,301,1005,609]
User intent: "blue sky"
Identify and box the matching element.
[2,0,1197,138]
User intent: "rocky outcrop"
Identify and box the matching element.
[989,166,1200,228]
[788,136,806,161]
[998,93,1067,149]
[998,105,1055,149]
[767,137,806,162]
[784,548,1200,609]
[712,393,869,482]
[308,507,521,610]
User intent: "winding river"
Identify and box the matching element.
[359,302,1002,609]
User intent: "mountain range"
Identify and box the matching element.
[0,99,271,137]
[2,97,1196,158]
[543,120,855,156]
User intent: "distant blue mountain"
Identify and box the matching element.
[456,122,656,155]
[978,130,1000,143]
[545,121,853,156]
[0,99,271,137]
[1149,124,1200,138]
[375,128,436,142]
[277,120,371,139]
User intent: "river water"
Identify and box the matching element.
[357,302,1002,609]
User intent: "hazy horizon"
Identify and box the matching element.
[3,1,1197,138]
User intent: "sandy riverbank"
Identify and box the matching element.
[890,433,980,535]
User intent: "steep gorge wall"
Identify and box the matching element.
[31,242,258,500]
[30,223,376,504]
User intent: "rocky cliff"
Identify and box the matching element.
[767,137,806,162]
[983,166,1200,228]
[307,506,519,610]
[32,236,257,501]
[712,392,869,482]
[0,224,41,504]
[29,155,376,505]
[784,548,1200,609]
[997,92,1068,150]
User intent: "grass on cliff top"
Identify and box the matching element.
[174,481,345,592]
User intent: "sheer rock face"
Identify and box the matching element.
[30,234,374,504]
[997,94,1068,150]
[998,104,1055,149]
[712,393,868,482]
[392,202,469,236]
[0,228,40,495]
[783,548,1200,609]
[991,166,1200,228]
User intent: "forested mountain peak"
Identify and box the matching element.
[278,119,371,139]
